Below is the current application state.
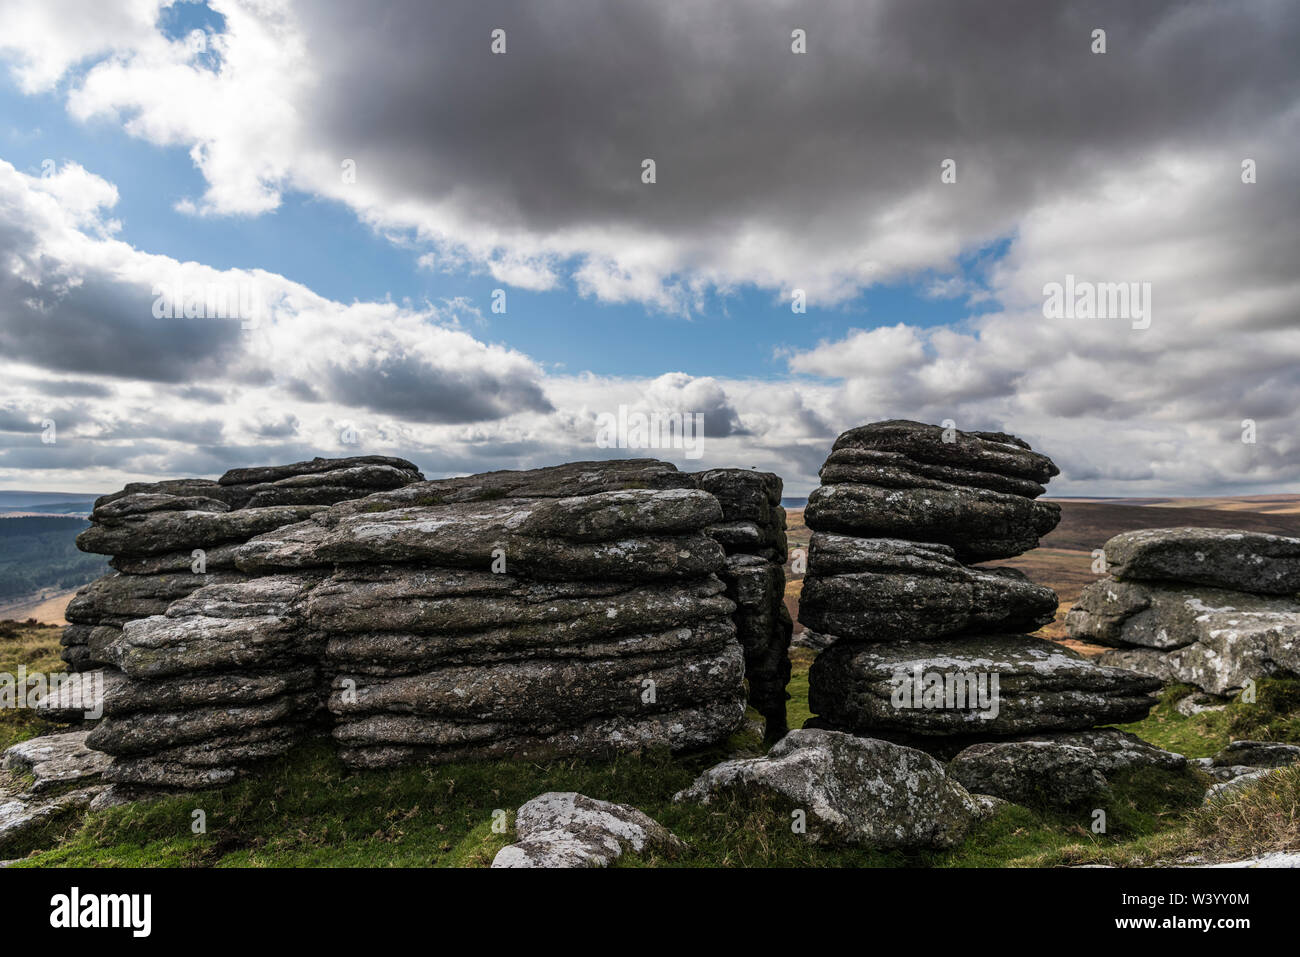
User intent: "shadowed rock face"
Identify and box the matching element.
[687,468,791,739]
[805,420,1061,563]
[806,634,1163,740]
[1068,527,1300,694]
[799,533,1058,643]
[805,482,1061,564]
[947,730,1185,806]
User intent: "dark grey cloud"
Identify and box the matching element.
[299,0,1300,275]
[0,218,244,383]
[321,351,553,424]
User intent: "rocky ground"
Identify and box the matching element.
[4,618,1297,867]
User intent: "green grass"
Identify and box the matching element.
[1113,678,1300,759]
[0,620,72,752]
[16,731,1216,869]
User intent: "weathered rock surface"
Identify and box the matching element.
[3,730,112,796]
[1102,527,1300,596]
[799,533,1057,642]
[1072,579,1300,695]
[807,634,1162,742]
[1203,767,1280,804]
[236,489,725,581]
[0,730,110,854]
[674,728,980,849]
[805,482,1061,564]
[27,669,118,722]
[800,421,1166,763]
[682,468,790,736]
[1198,852,1300,868]
[65,456,425,676]
[85,574,324,787]
[62,458,784,784]
[1175,691,1230,717]
[492,792,685,868]
[1068,527,1300,695]
[325,459,695,515]
[804,420,1061,562]
[0,787,102,855]
[948,729,1184,806]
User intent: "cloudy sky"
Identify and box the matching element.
[0,0,1297,497]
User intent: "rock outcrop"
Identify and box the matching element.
[0,729,110,855]
[242,466,748,770]
[800,421,1162,773]
[70,458,785,788]
[1067,528,1300,694]
[62,456,424,673]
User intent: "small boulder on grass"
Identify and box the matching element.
[491,792,685,868]
[1203,768,1279,805]
[947,729,1185,808]
[1211,740,1300,769]
[673,728,980,849]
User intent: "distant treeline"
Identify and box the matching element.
[0,516,107,601]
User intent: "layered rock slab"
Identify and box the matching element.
[804,420,1061,563]
[806,634,1162,744]
[799,533,1057,643]
[947,729,1186,806]
[1068,527,1300,694]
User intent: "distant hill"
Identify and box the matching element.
[0,490,104,508]
[0,515,107,603]
[1037,498,1300,553]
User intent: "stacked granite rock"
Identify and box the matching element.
[800,420,1162,757]
[691,469,793,738]
[71,456,424,789]
[1068,527,1300,695]
[233,460,749,769]
[61,456,423,672]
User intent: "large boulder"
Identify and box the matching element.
[948,729,1185,806]
[807,634,1162,743]
[492,792,685,868]
[799,533,1057,642]
[1072,580,1300,695]
[1102,527,1300,596]
[674,728,980,849]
